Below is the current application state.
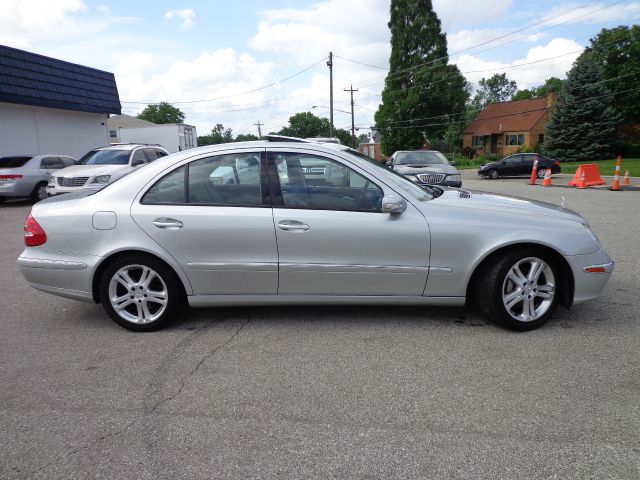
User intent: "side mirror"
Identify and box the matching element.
[381,194,406,214]
[385,160,393,167]
[449,160,456,166]
[131,158,145,167]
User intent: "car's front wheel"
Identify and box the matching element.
[99,255,183,331]
[489,169,499,179]
[475,250,559,331]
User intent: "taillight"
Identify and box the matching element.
[554,161,559,166]
[24,213,47,247]
[0,174,23,181]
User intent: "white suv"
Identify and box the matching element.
[47,144,169,195]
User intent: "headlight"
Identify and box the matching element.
[91,175,111,184]
[447,174,461,182]
[48,174,55,183]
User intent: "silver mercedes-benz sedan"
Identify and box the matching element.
[18,138,613,332]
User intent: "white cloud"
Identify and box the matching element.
[0,0,86,48]
[164,8,195,30]
[454,37,584,90]
[96,5,110,15]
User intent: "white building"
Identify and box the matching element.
[0,44,121,159]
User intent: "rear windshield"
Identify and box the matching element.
[0,156,32,168]
[78,149,130,165]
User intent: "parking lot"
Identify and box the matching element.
[1,172,639,479]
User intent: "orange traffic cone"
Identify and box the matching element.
[529,157,539,185]
[623,170,631,186]
[542,168,552,187]
[577,169,587,189]
[611,156,622,191]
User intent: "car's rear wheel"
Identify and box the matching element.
[489,169,499,179]
[475,249,558,331]
[537,168,547,179]
[99,255,183,331]
[31,182,48,202]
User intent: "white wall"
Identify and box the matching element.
[0,102,109,159]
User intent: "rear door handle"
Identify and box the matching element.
[153,218,183,229]
[277,220,310,232]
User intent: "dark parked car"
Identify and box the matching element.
[387,150,462,187]
[478,153,560,179]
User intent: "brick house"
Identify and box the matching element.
[463,93,557,157]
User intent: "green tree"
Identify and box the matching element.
[374,0,468,155]
[545,57,621,162]
[234,133,259,142]
[473,73,517,107]
[278,112,331,138]
[512,78,564,101]
[580,25,640,124]
[198,124,234,146]
[137,102,185,124]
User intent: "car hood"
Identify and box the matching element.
[55,164,130,177]
[431,188,588,224]
[394,164,458,175]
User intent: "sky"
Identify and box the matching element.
[1,0,639,138]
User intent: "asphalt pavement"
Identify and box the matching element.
[1,173,639,479]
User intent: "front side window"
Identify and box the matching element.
[273,152,383,211]
[131,149,148,165]
[142,166,186,204]
[505,155,522,165]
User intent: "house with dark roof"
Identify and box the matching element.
[463,93,557,157]
[0,44,121,158]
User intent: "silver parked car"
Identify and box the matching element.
[47,144,168,195]
[0,155,76,202]
[18,138,613,332]
[387,150,462,187]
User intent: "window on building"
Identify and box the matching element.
[538,133,544,144]
[109,130,117,138]
[472,136,484,147]
[505,133,525,146]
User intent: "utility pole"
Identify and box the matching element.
[253,121,263,139]
[344,84,358,148]
[327,52,333,137]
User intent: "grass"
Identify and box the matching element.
[559,158,639,176]
[454,156,640,176]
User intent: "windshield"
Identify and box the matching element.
[395,151,449,166]
[0,156,32,168]
[344,149,434,201]
[78,149,130,165]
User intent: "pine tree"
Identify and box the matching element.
[545,57,621,162]
[374,0,468,155]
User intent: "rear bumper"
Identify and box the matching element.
[0,181,32,197]
[17,250,100,303]
[565,249,614,305]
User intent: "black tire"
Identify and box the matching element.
[99,255,184,332]
[474,249,559,331]
[0,197,5,204]
[31,182,48,202]
[489,169,499,179]
[537,168,547,179]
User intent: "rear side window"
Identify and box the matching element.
[142,166,186,203]
[156,150,168,158]
[0,156,32,168]
[40,157,65,169]
[141,152,263,206]
[188,153,262,205]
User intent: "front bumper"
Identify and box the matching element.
[565,249,614,305]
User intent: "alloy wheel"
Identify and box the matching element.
[501,257,555,323]
[108,264,168,324]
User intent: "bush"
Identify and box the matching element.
[617,144,640,157]
[518,146,534,153]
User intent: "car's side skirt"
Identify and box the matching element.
[188,295,465,307]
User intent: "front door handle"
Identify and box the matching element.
[277,220,310,232]
[153,218,183,229]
